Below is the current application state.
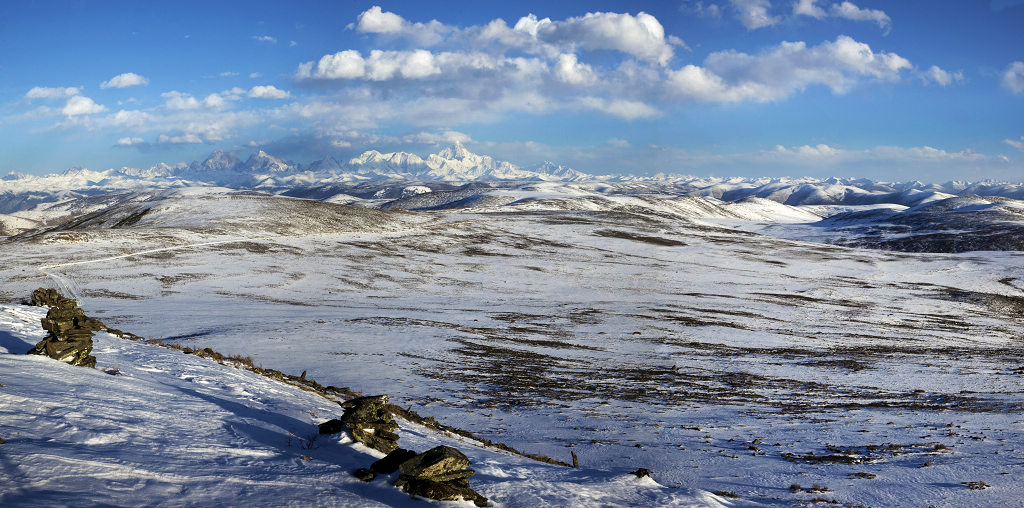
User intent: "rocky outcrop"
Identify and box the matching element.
[393,446,488,507]
[27,290,100,368]
[337,395,400,454]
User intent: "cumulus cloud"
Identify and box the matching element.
[924,65,963,86]
[1002,61,1024,93]
[792,1,891,33]
[1005,136,1024,152]
[25,86,81,99]
[161,91,201,110]
[253,35,277,44]
[668,35,911,102]
[792,0,826,18]
[528,11,679,65]
[298,49,441,80]
[100,72,149,89]
[248,85,290,99]
[351,5,448,46]
[102,109,153,129]
[352,8,680,66]
[162,91,235,110]
[553,53,597,85]
[115,136,145,146]
[62,95,107,116]
[355,5,404,33]
[731,0,780,29]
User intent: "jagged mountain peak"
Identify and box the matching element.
[244,150,294,173]
[436,141,473,160]
[197,150,242,172]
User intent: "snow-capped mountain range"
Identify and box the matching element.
[4,142,1024,213]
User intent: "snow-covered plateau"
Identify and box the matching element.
[2,147,1024,507]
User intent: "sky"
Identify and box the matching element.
[1,0,1023,182]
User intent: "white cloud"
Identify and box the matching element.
[25,86,81,99]
[553,53,597,85]
[1002,61,1024,93]
[530,11,678,65]
[792,0,826,18]
[220,71,239,77]
[115,137,145,146]
[161,91,201,110]
[1005,136,1024,152]
[62,95,106,116]
[402,130,474,145]
[924,65,963,86]
[775,143,844,157]
[157,133,204,144]
[367,49,440,80]
[299,49,441,81]
[249,72,262,79]
[355,5,404,33]
[731,0,780,29]
[668,36,911,102]
[791,1,892,33]
[689,2,724,18]
[161,91,234,110]
[351,5,448,46]
[103,109,153,128]
[253,35,277,44]
[100,72,149,89]
[201,93,229,110]
[300,50,365,79]
[831,1,891,33]
[576,97,660,120]
[248,85,291,99]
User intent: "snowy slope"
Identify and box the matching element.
[0,304,736,507]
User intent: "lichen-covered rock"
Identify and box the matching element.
[339,395,399,454]
[30,287,66,307]
[26,296,99,368]
[393,446,488,507]
[371,448,418,474]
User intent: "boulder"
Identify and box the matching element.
[371,448,418,474]
[27,296,99,368]
[339,395,400,454]
[318,418,344,435]
[393,446,488,507]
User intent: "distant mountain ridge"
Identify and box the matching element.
[5,142,1024,213]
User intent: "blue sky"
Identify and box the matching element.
[2,0,1023,182]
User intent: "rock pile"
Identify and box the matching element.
[30,287,65,307]
[330,395,401,454]
[26,289,101,368]
[394,446,488,507]
[320,395,488,506]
